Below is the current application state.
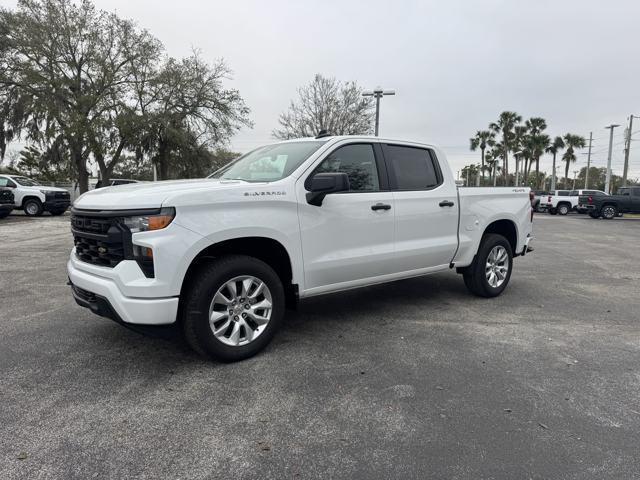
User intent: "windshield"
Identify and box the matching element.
[209,141,325,182]
[13,176,40,186]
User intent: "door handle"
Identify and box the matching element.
[371,203,392,211]
[439,200,455,207]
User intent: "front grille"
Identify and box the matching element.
[0,191,13,204]
[71,213,131,268]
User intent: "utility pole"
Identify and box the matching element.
[476,164,481,187]
[572,170,579,190]
[604,124,620,194]
[623,115,638,187]
[466,168,469,186]
[584,132,592,189]
[362,87,395,136]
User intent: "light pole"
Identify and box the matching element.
[362,87,395,136]
[604,124,620,194]
[513,150,523,186]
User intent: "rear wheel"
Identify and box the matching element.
[557,203,570,215]
[462,234,513,298]
[602,205,617,219]
[182,255,285,362]
[23,198,43,216]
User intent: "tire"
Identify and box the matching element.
[601,205,617,220]
[549,208,558,215]
[557,203,570,216]
[463,234,513,298]
[589,211,600,219]
[182,255,285,362]
[49,209,66,216]
[23,198,43,216]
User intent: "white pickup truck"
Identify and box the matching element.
[68,136,534,361]
[0,174,71,216]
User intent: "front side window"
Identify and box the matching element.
[618,188,631,196]
[313,144,380,192]
[385,145,441,190]
[210,141,325,182]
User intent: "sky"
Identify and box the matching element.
[3,0,640,181]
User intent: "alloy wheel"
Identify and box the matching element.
[208,275,272,347]
[485,246,509,288]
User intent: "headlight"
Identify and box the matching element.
[121,207,175,233]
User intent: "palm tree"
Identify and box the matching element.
[469,130,495,184]
[561,133,586,188]
[490,111,522,185]
[512,125,528,185]
[485,148,502,186]
[545,136,565,190]
[531,134,550,187]
[524,117,548,186]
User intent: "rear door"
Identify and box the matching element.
[632,188,640,212]
[382,144,458,272]
[297,142,396,291]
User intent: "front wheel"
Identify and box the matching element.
[463,234,513,298]
[601,205,617,219]
[23,198,43,216]
[182,255,285,362]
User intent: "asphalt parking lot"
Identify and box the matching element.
[1,212,639,479]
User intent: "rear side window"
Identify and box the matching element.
[384,145,441,190]
[569,190,578,196]
[557,191,570,196]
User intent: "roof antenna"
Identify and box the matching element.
[315,129,331,139]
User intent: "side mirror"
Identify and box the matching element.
[305,172,350,206]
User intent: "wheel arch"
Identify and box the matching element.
[482,219,518,254]
[179,236,297,314]
[21,195,42,208]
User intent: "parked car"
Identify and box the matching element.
[579,186,640,219]
[94,178,139,189]
[0,174,70,216]
[568,189,608,214]
[0,184,14,218]
[67,135,534,362]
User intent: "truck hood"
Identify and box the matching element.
[73,178,254,210]
[21,185,68,193]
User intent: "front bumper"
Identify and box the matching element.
[67,255,179,325]
[44,199,70,211]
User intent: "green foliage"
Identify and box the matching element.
[0,0,251,189]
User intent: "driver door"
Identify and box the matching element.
[296,142,396,293]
